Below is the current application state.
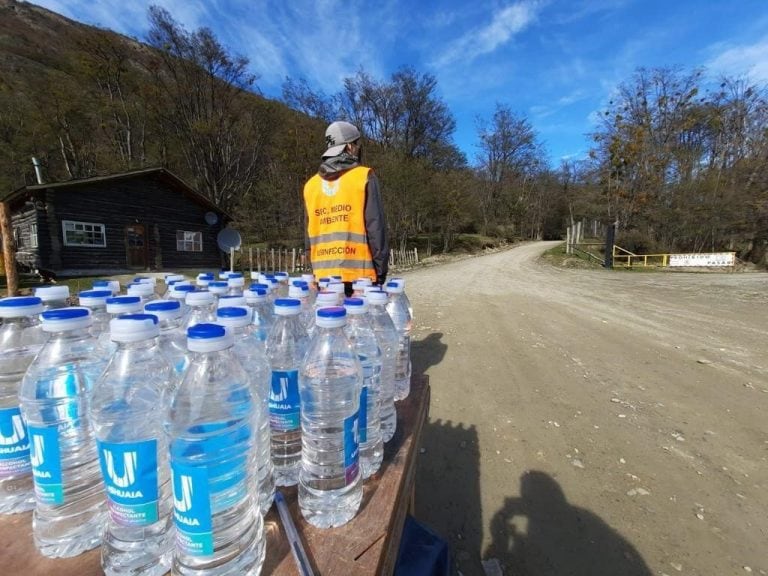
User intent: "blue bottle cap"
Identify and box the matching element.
[217,306,249,318]
[107,296,141,305]
[79,290,112,299]
[41,307,89,321]
[0,296,42,308]
[119,313,159,324]
[187,323,226,339]
[145,300,181,312]
[344,297,365,307]
[317,306,346,319]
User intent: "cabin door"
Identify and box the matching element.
[125,224,147,269]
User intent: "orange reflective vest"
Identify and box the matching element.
[304,166,376,282]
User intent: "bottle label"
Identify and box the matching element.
[343,411,360,485]
[359,385,368,443]
[171,460,214,556]
[97,439,159,526]
[0,406,32,477]
[27,425,63,505]
[269,369,300,431]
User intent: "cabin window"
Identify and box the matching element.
[176,230,202,252]
[29,223,38,248]
[62,220,106,247]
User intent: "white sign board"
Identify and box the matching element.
[668,252,735,267]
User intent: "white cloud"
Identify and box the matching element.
[432,1,542,69]
[706,37,768,84]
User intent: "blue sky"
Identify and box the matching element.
[31,0,768,167]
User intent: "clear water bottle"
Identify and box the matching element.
[226,273,245,296]
[98,296,143,359]
[243,286,273,344]
[307,291,339,338]
[217,295,247,309]
[389,278,413,317]
[274,272,290,297]
[300,274,316,303]
[127,282,158,303]
[366,290,398,442]
[288,283,313,331]
[93,280,121,296]
[316,277,330,291]
[0,296,47,514]
[168,285,195,318]
[167,324,265,575]
[327,281,345,303]
[162,274,185,298]
[207,281,229,302]
[19,307,107,557]
[299,306,362,528]
[386,282,412,401]
[265,298,308,487]
[91,314,174,576]
[35,285,70,311]
[78,290,112,338]
[184,291,216,329]
[145,300,189,381]
[195,273,214,290]
[342,298,383,478]
[216,307,274,516]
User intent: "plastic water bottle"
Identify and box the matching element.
[145,300,189,381]
[274,272,290,297]
[226,273,245,296]
[0,296,47,514]
[243,286,273,343]
[217,295,247,309]
[342,298,383,479]
[386,282,412,401]
[167,324,265,575]
[78,290,112,338]
[366,290,398,442]
[93,280,121,296]
[317,277,330,291]
[19,307,107,557]
[299,306,362,528]
[265,298,309,487]
[127,282,158,303]
[91,315,174,576]
[288,283,313,331]
[207,281,229,302]
[168,284,195,318]
[196,273,214,290]
[300,274,316,303]
[98,296,143,358]
[307,291,340,338]
[184,291,216,329]
[327,281,345,303]
[35,285,70,311]
[216,307,274,516]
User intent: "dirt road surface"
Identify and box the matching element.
[407,241,767,576]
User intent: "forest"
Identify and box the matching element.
[1,1,766,264]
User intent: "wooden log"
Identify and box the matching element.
[0,202,18,296]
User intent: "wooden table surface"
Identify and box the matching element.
[1,375,431,576]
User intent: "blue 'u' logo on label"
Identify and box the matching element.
[0,412,26,446]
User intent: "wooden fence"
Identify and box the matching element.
[237,246,420,274]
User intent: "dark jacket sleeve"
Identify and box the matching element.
[364,172,389,280]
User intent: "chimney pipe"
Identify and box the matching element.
[31,156,44,185]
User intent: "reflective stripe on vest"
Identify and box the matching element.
[304,166,376,282]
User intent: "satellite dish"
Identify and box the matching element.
[217,228,242,252]
[204,211,218,225]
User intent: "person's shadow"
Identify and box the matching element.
[485,471,652,576]
[411,332,447,376]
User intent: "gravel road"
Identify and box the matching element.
[406,241,767,576]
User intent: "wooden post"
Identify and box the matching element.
[249,246,253,276]
[566,226,571,254]
[414,247,419,264]
[0,202,18,296]
[270,248,275,271]
[291,248,296,272]
[229,247,234,273]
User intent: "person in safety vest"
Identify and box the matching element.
[303,121,389,296]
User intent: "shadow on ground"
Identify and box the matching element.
[411,332,448,377]
[415,418,482,576]
[484,471,652,576]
